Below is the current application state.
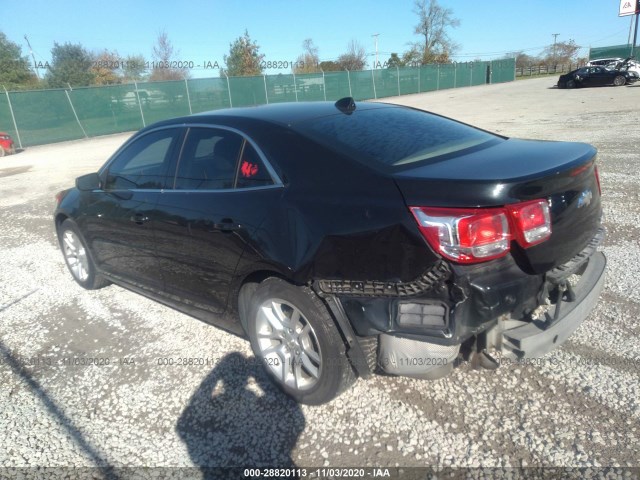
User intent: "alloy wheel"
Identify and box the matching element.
[62,229,89,282]
[254,298,322,391]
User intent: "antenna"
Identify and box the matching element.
[335,97,356,114]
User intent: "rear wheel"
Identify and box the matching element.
[245,278,355,404]
[613,75,625,86]
[58,219,110,290]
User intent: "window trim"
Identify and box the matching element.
[98,123,283,193]
[168,123,283,192]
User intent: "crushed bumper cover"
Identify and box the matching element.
[501,251,606,359]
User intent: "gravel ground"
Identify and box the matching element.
[0,77,639,478]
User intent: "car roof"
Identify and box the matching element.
[588,57,622,63]
[155,100,396,128]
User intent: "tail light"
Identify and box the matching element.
[410,207,510,264]
[410,199,552,264]
[55,191,66,205]
[594,165,602,195]
[506,200,552,247]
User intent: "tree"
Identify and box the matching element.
[150,30,188,81]
[122,54,148,82]
[223,30,264,77]
[542,39,580,64]
[319,60,340,72]
[0,32,38,88]
[509,51,540,69]
[402,47,423,67]
[90,50,121,85]
[46,42,95,88]
[411,0,460,64]
[293,38,320,74]
[337,40,367,71]
[385,53,404,68]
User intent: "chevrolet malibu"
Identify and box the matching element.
[54,98,606,404]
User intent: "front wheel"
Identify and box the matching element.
[246,278,355,404]
[613,75,625,86]
[566,79,576,89]
[58,219,110,290]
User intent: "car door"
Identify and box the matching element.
[577,67,594,86]
[82,127,183,290]
[589,67,609,86]
[153,126,283,328]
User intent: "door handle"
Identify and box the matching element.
[130,213,150,225]
[212,218,241,232]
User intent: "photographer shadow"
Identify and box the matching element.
[176,352,305,476]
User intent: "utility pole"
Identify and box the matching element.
[633,2,639,58]
[552,33,560,67]
[24,34,40,80]
[372,33,380,69]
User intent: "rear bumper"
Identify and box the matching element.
[501,251,606,359]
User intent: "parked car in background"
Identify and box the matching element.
[586,57,623,68]
[607,57,640,77]
[54,99,606,404]
[557,64,639,88]
[0,132,15,156]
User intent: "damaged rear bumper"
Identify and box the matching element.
[500,251,606,359]
[317,230,606,378]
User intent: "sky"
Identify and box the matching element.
[3,0,638,78]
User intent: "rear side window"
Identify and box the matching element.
[236,143,274,189]
[292,106,499,170]
[174,128,242,190]
[105,128,180,190]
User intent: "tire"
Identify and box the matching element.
[245,277,355,404]
[566,79,576,89]
[613,75,625,86]
[57,219,110,290]
[0,148,5,157]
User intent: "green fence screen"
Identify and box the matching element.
[70,84,144,137]
[589,44,633,60]
[187,77,231,113]
[490,59,516,84]
[0,94,18,145]
[10,89,83,147]
[2,59,515,148]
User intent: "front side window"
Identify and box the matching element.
[174,128,242,190]
[105,128,180,190]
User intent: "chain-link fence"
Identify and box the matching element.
[515,63,585,77]
[1,59,515,149]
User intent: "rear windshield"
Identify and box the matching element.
[292,106,499,170]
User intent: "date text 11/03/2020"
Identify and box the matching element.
[243,468,392,478]
[88,60,322,71]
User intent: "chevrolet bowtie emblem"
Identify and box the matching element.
[577,189,593,208]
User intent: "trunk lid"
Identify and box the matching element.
[394,139,602,273]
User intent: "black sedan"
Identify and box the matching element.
[54,99,606,404]
[557,65,638,88]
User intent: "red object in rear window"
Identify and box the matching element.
[241,161,259,177]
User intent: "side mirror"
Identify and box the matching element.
[76,172,101,191]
